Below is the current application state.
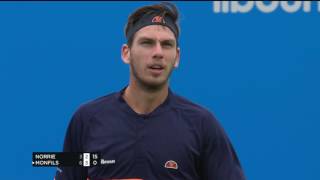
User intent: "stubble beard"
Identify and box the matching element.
[130,59,175,93]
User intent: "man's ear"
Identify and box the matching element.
[121,44,130,64]
[174,47,180,68]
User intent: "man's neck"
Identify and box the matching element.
[123,82,169,115]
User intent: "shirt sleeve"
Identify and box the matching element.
[55,109,88,180]
[200,112,246,180]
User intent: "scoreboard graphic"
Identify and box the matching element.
[32,152,101,167]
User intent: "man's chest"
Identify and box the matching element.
[83,113,202,179]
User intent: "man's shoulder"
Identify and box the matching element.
[75,91,119,117]
[172,93,213,119]
[172,93,223,136]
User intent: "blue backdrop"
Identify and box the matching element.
[0,2,319,180]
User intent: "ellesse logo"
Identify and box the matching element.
[152,16,165,23]
[164,160,178,170]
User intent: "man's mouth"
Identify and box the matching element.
[149,64,164,70]
[148,64,165,75]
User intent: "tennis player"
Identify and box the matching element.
[55,2,245,180]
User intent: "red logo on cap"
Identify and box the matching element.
[164,160,178,170]
[152,16,165,23]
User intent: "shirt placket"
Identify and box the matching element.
[134,115,148,171]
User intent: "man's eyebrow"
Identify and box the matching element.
[137,37,154,42]
[161,39,175,44]
[137,37,176,43]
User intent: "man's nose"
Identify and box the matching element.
[152,42,164,59]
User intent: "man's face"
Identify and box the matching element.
[122,25,180,90]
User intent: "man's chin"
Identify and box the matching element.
[140,79,168,91]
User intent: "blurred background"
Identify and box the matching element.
[0,1,319,179]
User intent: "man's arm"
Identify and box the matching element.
[200,112,246,180]
[55,109,88,180]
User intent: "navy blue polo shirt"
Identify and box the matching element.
[55,87,245,180]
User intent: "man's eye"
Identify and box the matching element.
[141,41,152,45]
[162,43,173,48]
